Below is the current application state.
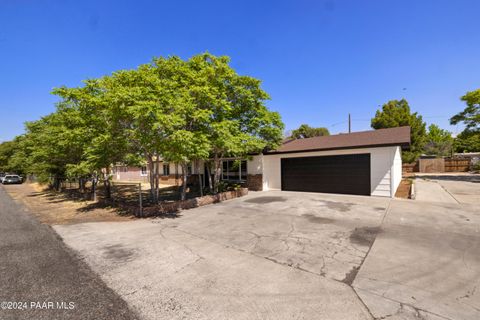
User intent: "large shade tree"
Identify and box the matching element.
[450,89,480,153]
[290,124,330,139]
[424,124,453,157]
[53,79,132,199]
[371,99,427,163]
[0,140,17,173]
[1,53,284,203]
[185,53,284,193]
[19,106,87,189]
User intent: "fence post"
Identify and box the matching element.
[111,182,115,207]
[138,183,143,217]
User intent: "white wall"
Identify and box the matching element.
[261,146,402,197]
[247,155,263,175]
[391,146,402,197]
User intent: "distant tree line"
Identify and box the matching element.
[370,91,479,162]
[288,89,480,163]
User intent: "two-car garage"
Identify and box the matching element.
[281,154,371,196]
[259,127,411,198]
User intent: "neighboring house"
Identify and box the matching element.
[113,126,410,198]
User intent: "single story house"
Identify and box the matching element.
[113,126,410,198]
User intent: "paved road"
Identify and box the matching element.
[0,186,138,320]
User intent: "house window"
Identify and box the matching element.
[163,164,170,176]
[141,166,148,176]
[221,160,247,181]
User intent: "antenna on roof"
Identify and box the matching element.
[348,113,351,133]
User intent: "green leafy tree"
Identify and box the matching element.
[94,61,182,203]
[453,130,480,153]
[0,140,17,172]
[185,53,284,193]
[290,124,330,139]
[371,99,427,163]
[5,136,31,176]
[450,89,480,130]
[424,124,453,157]
[53,79,131,199]
[148,56,211,201]
[450,89,480,153]
[2,53,284,205]
[20,107,87,189]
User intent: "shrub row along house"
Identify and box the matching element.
[115,126,410,198]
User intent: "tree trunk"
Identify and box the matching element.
[198,174,203,197]
[206,161,213,194]
[103,167,112,199]
[79,177,86,193]
[154,159,160,204]
[180,162,188,201]
[213,155,222,194]
[54,175,62,192]
[193,159,203,197]
[91,174,98,202]
[197,160,203,197]
[147,155,157,203]
[52,176,57,191]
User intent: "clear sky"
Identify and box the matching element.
[1,0,479,142]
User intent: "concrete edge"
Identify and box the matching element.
[410,180,416,200]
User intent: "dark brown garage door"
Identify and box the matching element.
[281,153,371,196]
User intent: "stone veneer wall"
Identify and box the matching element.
[246,174,263,191]
[132,188,248,217]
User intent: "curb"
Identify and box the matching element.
[410,180,416,200]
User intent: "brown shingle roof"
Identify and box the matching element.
[267,126,411,154]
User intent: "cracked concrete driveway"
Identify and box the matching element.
[354,173,480,320]
[54,191,389,320]
[54,181,480,320]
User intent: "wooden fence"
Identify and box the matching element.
[402,162,419,174]
[403,158,471,174]
[444,159,470,172]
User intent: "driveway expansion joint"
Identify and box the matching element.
[356,287,455,320]
[348,199,393,320]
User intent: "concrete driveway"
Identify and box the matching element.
[54,191,390,320]
[53,181,480,320]
[354,173,480,319]
[414,173,480,204]
[354,199,480,320]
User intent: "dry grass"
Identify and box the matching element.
[4,183,135,225]
[395,179,412,199]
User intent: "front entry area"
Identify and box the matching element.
[280,153,371,196]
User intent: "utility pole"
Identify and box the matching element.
[348,113,351,133]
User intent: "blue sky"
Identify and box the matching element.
[1,0,479,142]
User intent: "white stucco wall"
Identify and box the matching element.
[391,146,402,196]
[247,155,263,175]
[261,146,402,197]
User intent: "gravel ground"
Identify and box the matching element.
[0,185,139,320]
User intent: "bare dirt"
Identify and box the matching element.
[395,179,412,199]
[3,183,134,225]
